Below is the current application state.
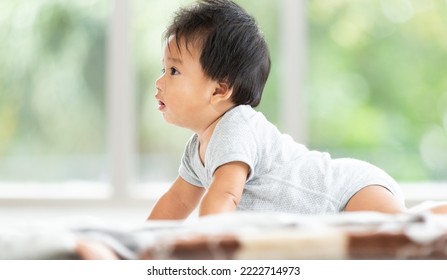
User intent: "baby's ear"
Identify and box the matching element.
[211,81,233,104]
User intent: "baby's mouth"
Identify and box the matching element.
[158,100,166,110]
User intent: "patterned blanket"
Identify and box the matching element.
[136,212,447,260]
[2,210,447,259]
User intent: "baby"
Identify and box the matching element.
[148,0,406,220]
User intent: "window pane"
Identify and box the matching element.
[0,0,108,183]
[134,0,279,185]
[308,0,447,181]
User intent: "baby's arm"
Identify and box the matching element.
[147,176,205,220]
[199,161,249,216]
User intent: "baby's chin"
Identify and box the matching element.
[162,115,183,128]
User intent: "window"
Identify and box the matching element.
[308,0,447,183]
[0,0,445,205]
[0,0,108,197]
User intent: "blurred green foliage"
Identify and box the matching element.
[0,0,445,183]
[0,0,108,181]
[308,0,447,181]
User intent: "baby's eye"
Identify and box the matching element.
[169,67,180,75]
[161,67,165,74]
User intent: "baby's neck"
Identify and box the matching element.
[197,115,220,165]
[197,113,223,145]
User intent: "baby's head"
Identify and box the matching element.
[164,0,271,107]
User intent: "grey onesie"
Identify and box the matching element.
[179,105,405,214]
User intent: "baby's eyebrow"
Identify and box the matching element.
[165,56,183,65]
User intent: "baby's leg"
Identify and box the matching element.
[428,204,447,214]
[409,201,447,214]
[344,185,406,214]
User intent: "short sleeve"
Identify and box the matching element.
[205,109,257,182]
[178,135,203,187]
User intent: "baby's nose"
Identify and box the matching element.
[155,76,163,91]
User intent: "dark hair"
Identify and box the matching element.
[164,0,271,107]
